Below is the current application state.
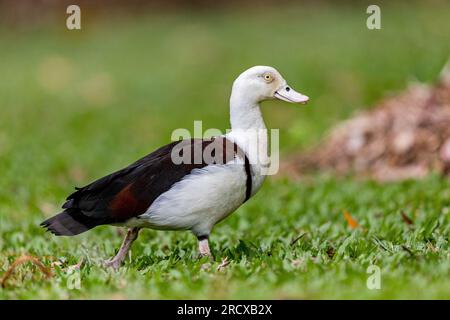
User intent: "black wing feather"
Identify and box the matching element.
[41,138,242,236]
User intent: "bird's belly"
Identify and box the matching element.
[133,164,247,236]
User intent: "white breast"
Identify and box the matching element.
[225,130,267,196]
[134,161,247,236]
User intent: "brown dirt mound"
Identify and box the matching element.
[282,63,450,182]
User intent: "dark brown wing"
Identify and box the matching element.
[41,137,243,236]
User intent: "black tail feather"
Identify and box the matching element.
[40,209,103,236]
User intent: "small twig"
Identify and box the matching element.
[0,254,53,288]
[66,258,85,273]
[400,211,414,225]
[290,233,307,246]
[216,257,230,271]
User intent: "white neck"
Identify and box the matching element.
[229,89,267,131]
[227,87,269,194]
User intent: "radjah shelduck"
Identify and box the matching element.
[41,66,309,269]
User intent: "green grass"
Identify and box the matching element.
[0,2,449,299]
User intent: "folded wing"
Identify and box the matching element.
[41,138,243,236]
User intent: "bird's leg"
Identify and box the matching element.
[104,227,140,270]
[197,235,212,258]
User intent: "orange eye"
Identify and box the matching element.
[263,73,274,83]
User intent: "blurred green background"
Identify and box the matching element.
[0,1,449,299]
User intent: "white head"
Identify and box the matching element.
[231,66,309,105]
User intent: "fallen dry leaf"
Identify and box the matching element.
[401,211,414,225]
[343,210,359,229]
